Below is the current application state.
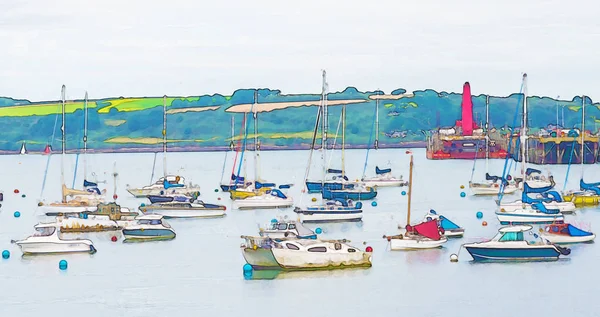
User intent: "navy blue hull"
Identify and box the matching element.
[465,246,560,261]
[322,190,377,201]
[305,181,355,193]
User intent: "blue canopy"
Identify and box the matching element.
[541,191,563,203]
[256,181,276,189]
[376,166,392,175]
[525,168,541,176]
[531,202,560,214]
[164,179,184,189]
[231,174,245,183]
[83,179,98,187]
[327,169,343,174]
[567,224,593,237]
[580,179,600,195]
[269,189,287,199]
[523,178,555,194]
[439,215,460,230]
[278,184,292,189]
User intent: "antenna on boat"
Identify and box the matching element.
[581,95,586,178]
[406,152,414,225]
[321,70,328,186]
[83,91,88,184]
[60,85,66,194]
[163,95,167,178]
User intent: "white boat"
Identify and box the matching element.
[127,175,201,198]
[14,223,97,255]
[470,181,518,195]
[361,167,407,187]
[294,199,363,223]
[463,225,571,261]
[499,200,576,214]
[19,142,27,155]
[122,215,176,241]
[234,189,293,210]
[57,202,140,232]
[384,153,448,250]
[496,203,564,225]
[539,223,595,244]
[241,236,372,270]
[259,219,317,239]
[139,201,226,218]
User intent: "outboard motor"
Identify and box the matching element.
[554,244,571,256]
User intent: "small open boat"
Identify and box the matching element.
[15,223,97,255]
[470,174,519,196]
[422,210,464,238]
[122,215,176,241]
[539,223,595,244]
[234,189,293,210]
[241,236,372,270]
[140,200,226,218]
[259,219,317,240]
[463,225,571,261]
[294,199,363,223]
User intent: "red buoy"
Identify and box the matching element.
[217,197,221,200]
[365,246,373,252]
[111,236,118,242]
[113,194,118,200]
[14,189,19,194]
[386,236,391,242]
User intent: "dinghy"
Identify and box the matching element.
[384,153,448,250]
[241,236,372,270]
[463,225,571,261]
[15,223,97,255]
[294,199,363,223]
[422,210,464,237]
[234,189,293,210]
[140,200,226,218]
[539,223,595,244]
[122,215,176,241]
[259,219,317,240]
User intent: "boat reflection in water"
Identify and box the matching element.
[243,267,372,280]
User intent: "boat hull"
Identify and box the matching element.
[389,236,447,250]
[495,211,564,225]
[322,189,377,201]
[305,181,354,193]
[42,205,98,215]
[540,233,596,244]
[295,209,362,223]
[360,179,407,187]
[444,229,465,238]
[563,193,600,207]
[464,246,560,261]
[140,208,226,218]
[122,229,176,241]
[127,187,201,198]
[470,184,518,195]
[270,249,372,270]
[500,201,576,213]
[234,199,293,210]
[16,241,96,255]
[241,247,281,269]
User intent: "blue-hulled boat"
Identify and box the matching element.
[147,191,199,204]
[306,169,355,193]
[122,215,176,242]
[322,186,377,201]
[463,225,570,262]
[294,199,363,223]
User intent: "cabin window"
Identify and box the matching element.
[277,223,288,230]
[150,219,161,225]
[111,207,115,214]
[348,248,356,253]
[307,246,327,252]
[34,227,56,236]
[286,243,300,250]
[499,232,524,242]
[334,243,341,250]
[288,224,296,230]
[139,220,151,225]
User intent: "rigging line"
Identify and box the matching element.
[498,79,525,203]
[301,104,323,205]
[326,110,343,170]
[563,141,577,192]
[362,99,378,178]
[40,102,62,199]
[150,152,158,184]
[230,114,246,186]
[469,142,481,183]
[236,105,254,185]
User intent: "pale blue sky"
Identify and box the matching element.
[1,0,599,101]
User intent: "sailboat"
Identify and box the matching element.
[469,96,518,195]
[305,71,356,193]
[562,96,600,206]
[19,142,27,155]
[360,91,407,187]
[126,96,201,198]
[220,116,251,191]
[39,86,106,215]
[496,74,570,224]
[383,152,448,250]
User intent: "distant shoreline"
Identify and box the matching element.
[4,142,427,155]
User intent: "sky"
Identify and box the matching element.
[1,0,600,102]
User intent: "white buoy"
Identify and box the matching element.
[450,254,458,262]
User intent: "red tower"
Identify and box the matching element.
[455,82,477,136]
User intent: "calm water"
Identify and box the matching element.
[1,148,599,316]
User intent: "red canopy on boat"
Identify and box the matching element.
[407,220,443,240]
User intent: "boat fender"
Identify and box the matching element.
[284,232,289,237]
[140,228,144,232]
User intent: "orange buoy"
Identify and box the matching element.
[482,221,488,226]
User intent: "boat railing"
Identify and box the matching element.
[241,235,276,249]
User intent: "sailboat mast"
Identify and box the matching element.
[83,91,88,181]
[520,74,528,180]
[581,95,586,176]
[375,91,379,149]
[230,116,235,150]
[163,95,167,177]
[253,90,259,181]
[485,95,489,174]
[61,85,66,188]
[406,153,414,225]
[342,104,346,177]
[321,70,328,181]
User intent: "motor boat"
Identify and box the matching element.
[122,215,176,241]
[539,223,595,244]
[234,189,293,210]
[126,175,201,198]
[259,219,317,240]
[140,200,226,218]
[14,223,97,255]
[294,199,363,223]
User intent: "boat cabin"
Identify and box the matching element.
[33,224,58,237]
[95,202,138,220]
[135,215,171,227]
[262,221,316,239]
[491,225,533,243]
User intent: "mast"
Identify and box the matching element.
[406,153,414,225]
[341,104,346,177]
[61,85,66,188]
[581,95,586,176]
[520,74,528,181]
[321,70,328,183]
[375,91,379,149]
[253,90,259,181]
[162,95,167,177]
[485,95,489,174]
[83,91,88,181]
[230,116,235,150]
